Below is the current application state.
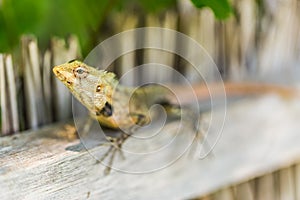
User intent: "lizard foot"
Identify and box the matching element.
[97,133,130,175]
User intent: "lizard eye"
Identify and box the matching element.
[74,67,88,78]
[76,68,85,74]
[96,84,102,92]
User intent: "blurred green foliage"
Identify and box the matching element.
[191,0,232,19]
[0,0,47,51]
[0,0,177,55]
[0,0,231,56]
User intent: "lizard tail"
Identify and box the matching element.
[168,82,298,104]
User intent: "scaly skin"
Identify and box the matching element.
[53,60,172,130]
[53,60,296,174]
[53,60,296,129]
[53,60,184,174]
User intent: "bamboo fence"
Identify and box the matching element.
[1,0,300,199]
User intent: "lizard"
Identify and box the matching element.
[53,60,296,174]
[53,60,191,174]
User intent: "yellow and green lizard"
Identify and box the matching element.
[53,60,295,174]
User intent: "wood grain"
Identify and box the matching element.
[1,95,300,199]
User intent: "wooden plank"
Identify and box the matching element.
[279,167,295,200]
[1,95,300,199]
[213,188,235,200]
[160,11,177,83]
[22,36,42,129]
[235,182,254,200]
[113,13,138,86]
[256,173,276,200]
[4,55,19,133]
[200,195,213,200]
[0,54,19,135]
[51,36,80,121]
[236,0,256,76]
[143,16,164,82]
[295,164,300,199]
[143,14,177,83]
[258,0,299,73]
[0,54,10,135]
[42,50,53,123]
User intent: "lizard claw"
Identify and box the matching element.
[97,134,129,175]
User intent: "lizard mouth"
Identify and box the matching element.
[53,66,74,86]
[53,66,61,76]
[53,66,67,81]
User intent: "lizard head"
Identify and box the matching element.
[53,60,98,90]
[53,60,118,117]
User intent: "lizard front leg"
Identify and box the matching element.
[97,132,130,175]
[96,113,149,175]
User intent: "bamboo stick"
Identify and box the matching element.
[213,188,235,200]
[295,164,300,199]
[279,167,295,200]
[22,36,45,129]
[256,174,275,200]
[51,36,80,121]
[0,54,10,135]
[113,13,138,86]
[4,55,19,133]
[42,50,53,123]
[235,182,254,200]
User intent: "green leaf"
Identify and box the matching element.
[190,0,233,19]
[117,0,177,13]
[138,0,177,13]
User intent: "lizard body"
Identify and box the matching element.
[53,60,178,130]
[53,60,296,174]
[53,60,295,126]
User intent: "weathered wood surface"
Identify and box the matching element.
[1,95,300,199]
